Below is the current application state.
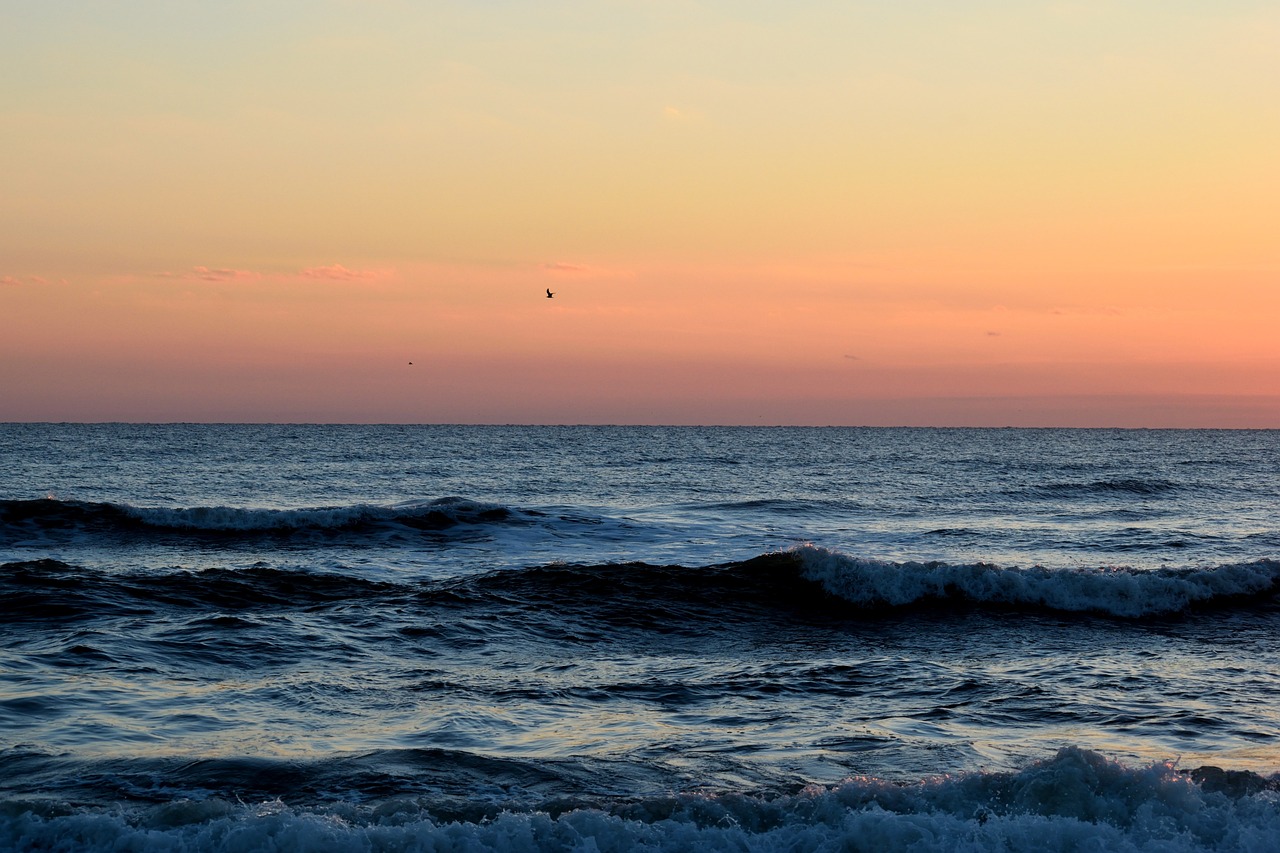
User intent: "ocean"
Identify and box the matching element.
[2,423,1279,851]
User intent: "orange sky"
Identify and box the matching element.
[2,2,1277,425]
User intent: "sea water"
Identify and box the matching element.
[2,424,1278,851]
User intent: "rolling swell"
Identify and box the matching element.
[0,559,402,622]
[6,548,1280,629]
[0,556,819,635]
[446,550,1280,622]
[0,747,650,812]
[1010,477,1182,499]
[0,496,519,542]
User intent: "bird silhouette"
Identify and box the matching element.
[546,288,554,298]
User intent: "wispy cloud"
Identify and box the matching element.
[159,264,397,283]
[2,274,57,287]
[298,264,396,281]
[542,261,591,274]
[192,266,262,282]
[540,261,634,280]
[1052,306,1123,317]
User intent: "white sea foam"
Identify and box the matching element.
[3,750,1277,852]
[795,545,1280,617]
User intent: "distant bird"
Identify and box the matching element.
[546,288,554,298]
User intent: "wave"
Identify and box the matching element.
[0,496,523,539]
[0,559,406,623]
[795,546,1280,617]
[1002,477,1186,502]
[693,497,857,516]
[5,547,1280,627]
[2,749,1277,852]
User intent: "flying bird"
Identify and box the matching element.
[546,288,554,298]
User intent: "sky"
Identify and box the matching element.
[2,1,1277,426]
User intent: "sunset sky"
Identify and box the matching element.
[2,1,1277,426]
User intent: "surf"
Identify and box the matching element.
[3,749,1278,853]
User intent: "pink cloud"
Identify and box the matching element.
[540,262,635,280]
[542,262,591,274]
[1,276,20,287]
[298,264,396,281]
[192,266,261,282]
[159,264,397,284]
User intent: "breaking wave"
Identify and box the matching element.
[5,546,1280,626]
[795,546,1280,617]
[2,749,1278,853]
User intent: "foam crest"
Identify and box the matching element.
[795,546,1280,617]
[2,750,1277,853]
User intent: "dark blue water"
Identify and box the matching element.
[3,425,1279,851]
